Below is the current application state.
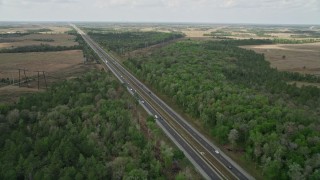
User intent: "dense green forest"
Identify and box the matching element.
[124,40,320,179]
[0,71,195,179]
[88,31,184,54]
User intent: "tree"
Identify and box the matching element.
[212,125,229,143]
[173,149,185,160]
[228,129,239,148]
[6,109,20,127]
[288,162,304,180]
[262,158,282,179]
[110,157,128,179]
[175,172,186,180]
[124,169,148,180]
[310,169,320,180]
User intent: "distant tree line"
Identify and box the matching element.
[219,39,274,46]
[88,31,185,54]
[0,44,81,53]
[32,38,54,42]
[204,30,233,37]
[0,33,30,38]
[0,39,18,43]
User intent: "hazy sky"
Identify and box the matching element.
[0,0,319,24]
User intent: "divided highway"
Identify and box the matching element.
[72,24,254,180]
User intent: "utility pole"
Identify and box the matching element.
[18,69,20,87]
[43,71,47,89]
[10,72,14,85]
[18,68,24,87]
[18,69,29,87]
[23,69,29,87]
[35,71,40,90]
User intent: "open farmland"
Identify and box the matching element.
[0,24,89,103]
[78,23,320,41]
[0,50,83,77]
[0,24,71,34]
[0,50,94,102]
[0,33,78,49]
[180,27,224,38]
[243,43,320,76]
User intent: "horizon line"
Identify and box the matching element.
[0,20,319,26]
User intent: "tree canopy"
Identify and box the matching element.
[0,70,195,179]
[124,39,320,179]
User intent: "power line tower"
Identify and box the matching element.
[18,68,29,87]
[34,71,48,90]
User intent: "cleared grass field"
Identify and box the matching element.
[243,43,320,76]
[0,50,83,77]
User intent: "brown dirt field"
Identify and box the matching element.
[181,27,226,38]
[242,43,320,76]
[42,26,72,34]
[0,34,78,49]
[138,25,226,38]
[140,27,171,33]
[181,30,208,37]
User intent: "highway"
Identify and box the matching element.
[72,24,254,180]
